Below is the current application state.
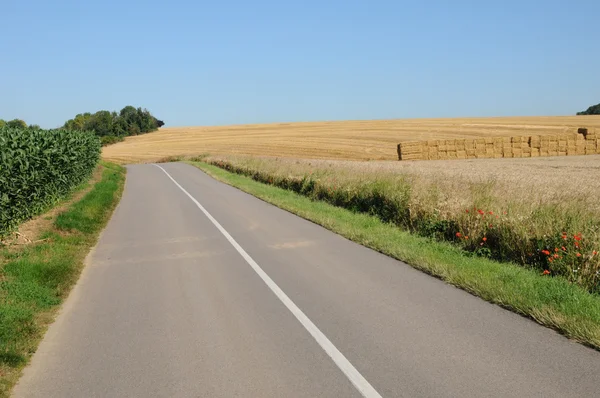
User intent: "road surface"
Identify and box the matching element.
[13,162,600,397]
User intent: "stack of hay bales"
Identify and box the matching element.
[529,136,541,157]
[581,128,599,154]
[396,127,600,161]
[397,141,425,160]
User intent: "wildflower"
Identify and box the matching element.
[575,242,580,248]
[541,250,551,256]
[482,237,487,242]
[554,248,559,252]
[465,236,469,239]
[593,251,598,256]
[553,254,559,259]
[561,246,566,251]
[574,235,582,241]
[480,242,484,246]
[489,224,493,228]
[496,215,499,219]
[477,209,484,215]
[576,253,582,257]
[489,211,493,215]
[465,209,469,213]
[548,258,554,263]
[542,270,550,275]
[456,232,462,238]
[562,235,567,240]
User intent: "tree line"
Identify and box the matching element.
[577,102,600,115]
[1,105,164,145]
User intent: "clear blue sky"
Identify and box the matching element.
[1,0,599,128]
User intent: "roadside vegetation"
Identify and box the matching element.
[0,162,125,397]
[185,157,600,349]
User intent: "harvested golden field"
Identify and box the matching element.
[102,116,600,163]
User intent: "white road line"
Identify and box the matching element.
[153,164,383,398]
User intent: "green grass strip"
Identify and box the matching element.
[188,161,600,350]
[0,161,125,397]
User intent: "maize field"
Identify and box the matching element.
[0,127,100,237]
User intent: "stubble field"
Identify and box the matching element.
[102,116,600,164]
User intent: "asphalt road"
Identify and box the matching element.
[13,162,600,397]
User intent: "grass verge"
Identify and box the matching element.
[187,161,600,350]
[0,161,125,397]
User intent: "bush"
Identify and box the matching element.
[0,126,100,237]
[100,135,125,146]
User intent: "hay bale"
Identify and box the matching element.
[585,141,597,155]
[457,151,467,159]
[511,136,523,144]
[531,149,540,157]
[597,139,600,154]
[464,140,475,149]
[502,136,511,144]
[558,151,567,156]
[447,151,458,159]
[429,152,439,160]
[566,146,577,155]
[529,136,541,148]
[426,140,439,147]
[475,138,485,145]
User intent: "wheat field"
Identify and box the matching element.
[102,116,600,163]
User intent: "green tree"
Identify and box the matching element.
[28,124,41,130]
[84,111,114,136]
[0,120,6,128]
[577,103,600,115]
[7,119,27,129]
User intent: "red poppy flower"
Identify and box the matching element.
[554,248,559,252]
[542,270,550,275]
[561,246,566,251]
[574,235,582,241]
[465,209,469,213]
[576,253,582,257]
[489,211,493,215]
[541,250,550,256]
[553,254,559,259]
[477,209,485,215]
[456,232,462,238]
[482,237,487,242]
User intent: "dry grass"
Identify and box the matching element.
[102,116,600,163]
